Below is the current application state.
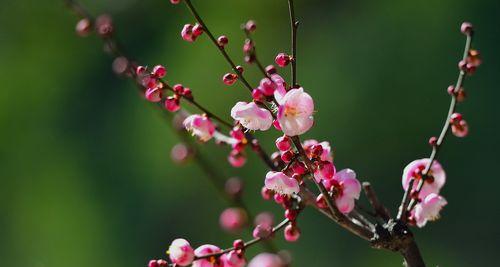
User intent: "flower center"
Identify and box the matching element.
[284,105,299,117]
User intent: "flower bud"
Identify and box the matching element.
[460,22,473,35]
[217,35,229,47]
[245,20,257,32]
[284,224,300,242]
[75,18,92,37]
[152,65,167,78]
[275,53,291,67]
[223,73,238,85]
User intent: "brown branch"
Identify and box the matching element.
[242,29,270,78]
[287,0,298,87]
[362,182,391,221]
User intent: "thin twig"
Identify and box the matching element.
[64,0,280,252]
[183,0,254,92]
[242,29,270,78]
[287,0,298,87]
[398,32,473,219]
[362,182,391,221]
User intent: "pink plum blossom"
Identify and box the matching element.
[402,158,446,199]
[264,171,300,196]
[303,139,333,162]
[168,238,195,267]
[248,253,284,267]
[192,244,223,267]
[413,193,448,228]
[222,251,246,267]
[323,169,361,214]
[276,88,314,136]
[313,161,336,182]
[183,114,216,142]
[231,101,273,131]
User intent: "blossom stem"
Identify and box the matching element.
[183,0,254,92]
[398,32,473,220]
[287,0,298,87]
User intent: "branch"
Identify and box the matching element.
[290,136,373,240]
[287,0,298,87]
[398,31,474,220]
[183,0,254,92]
[362,182,391,221]
[242,28,270,78]
[64,0,280,252]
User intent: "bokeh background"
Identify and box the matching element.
[1,0,499,266]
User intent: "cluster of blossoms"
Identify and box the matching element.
[402,159,447,227]
[149,238,286,267]
[67,0,481,265]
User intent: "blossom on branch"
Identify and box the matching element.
[402,158,446,199]
[168,238,195,266]
[193,244,223,267]
[322,169,361,214]
[276,88,314,136]
[183,114,216,142]
[264,171,300,196]
[413,193,448,228]
[231,101,273,131]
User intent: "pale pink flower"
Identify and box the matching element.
[414,193,448,228]
[231,101,273,131]
[222,251,246,267]
[276,88,314,136]
[402,158,446,198]
[192,244,222,267]
[183,114,216,142]
[264,171,300,196]
[168,238,195,267]
[248,253,284,267]
[323,169,361,214]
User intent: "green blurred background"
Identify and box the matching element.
[1,0,499,266]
